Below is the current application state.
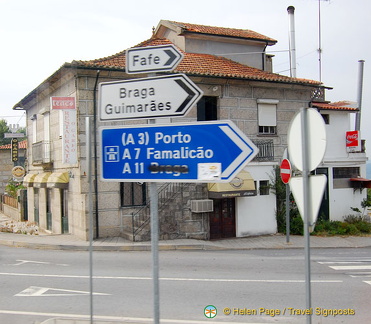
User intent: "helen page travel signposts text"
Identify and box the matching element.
[100,120,258,183]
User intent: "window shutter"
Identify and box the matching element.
[258,104,276,126]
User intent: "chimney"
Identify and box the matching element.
[355,60,365,131]
[287,6,297,78]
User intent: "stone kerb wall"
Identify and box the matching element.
[2,195,21,221]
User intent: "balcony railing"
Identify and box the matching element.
[252,139,274,162]
[32,141,51,164]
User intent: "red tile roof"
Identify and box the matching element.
[73,38,321,87]
[0,139,27,150]
[164,20,277,44]
[312,101,358,111]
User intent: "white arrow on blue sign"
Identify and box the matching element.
[126,45,184,74]
[100,121,259,183]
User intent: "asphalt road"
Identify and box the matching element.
[0,246,370,323]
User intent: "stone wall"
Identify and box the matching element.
[0,149,13,194]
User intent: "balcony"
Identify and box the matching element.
[252,139,274,162]
[32,141,52,166]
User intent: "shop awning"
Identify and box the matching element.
[23,173,37,187]
[47,172,69,189]
[208,170,256,198]
[350,177,371,191]
[33,172,51,188]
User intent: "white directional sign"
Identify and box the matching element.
[4,133,24,138]
[126,45,184,74]
[99,74,203,121]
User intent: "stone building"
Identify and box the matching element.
[14,20,329,240]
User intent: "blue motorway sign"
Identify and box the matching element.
[100,121,258,183]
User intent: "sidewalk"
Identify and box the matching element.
[1,214,370,251]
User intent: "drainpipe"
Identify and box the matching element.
[355,60,365,131]
[93,70,100,238]
[287,6,297,78]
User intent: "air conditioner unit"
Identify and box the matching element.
[191,200,213,213]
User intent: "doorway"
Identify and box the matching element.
[316,168,329,221]
[209,198,236,239]
[34,188,39,224]
[61,189,69,234]
[46,189,52,231]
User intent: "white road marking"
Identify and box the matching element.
[350,274,371,278]
[15,286,110,297]
[318,261,371,264]
[0,272,342,283]
[319,260,371,281]
[329,265,371,271]
[9,260,69,266]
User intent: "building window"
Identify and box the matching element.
[32,117,37,144]
[321,114,330,124]
[120,182,147,207]
[197,96,218,121]
[259,126,276,134]
[259,180,270,195]
[258,101,277,135]
[333,167,360,179]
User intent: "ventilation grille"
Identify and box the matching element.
[190,200,213,213]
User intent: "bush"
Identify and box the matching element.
[5,178,25,198]
[344,214,364,224]
[290,216,304,235]
[355,221,371,233]
[311,217,371,236]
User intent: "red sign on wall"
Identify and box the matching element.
[51,97,76,110]
[346,131,360,147]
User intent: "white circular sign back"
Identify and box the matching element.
[287,108,327,172]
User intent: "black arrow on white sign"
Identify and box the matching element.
[126,45,184,74]
[99,73,203,121]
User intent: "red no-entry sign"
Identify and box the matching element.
[280,158,292,184]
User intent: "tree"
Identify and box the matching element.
[0,119,11,146]
[0,119,26,146]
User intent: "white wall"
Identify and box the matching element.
[330,188,365,221]
[236,164,277,236]
[323,111,351,159]
[320,110,368,221]
[326,165,367,221]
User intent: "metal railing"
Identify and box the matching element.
[32,140,51,164]
[131,182,189,241]
[252,139,274,161]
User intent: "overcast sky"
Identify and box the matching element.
[1,0,370,156]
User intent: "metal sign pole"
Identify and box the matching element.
[148,112,160,324]
[86,117,94,324]
[150,182,160,324]
[285,184,290,243]
[286,153,290,243]
[300,108,312,324]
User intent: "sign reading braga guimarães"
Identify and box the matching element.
[99,74,203,121]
